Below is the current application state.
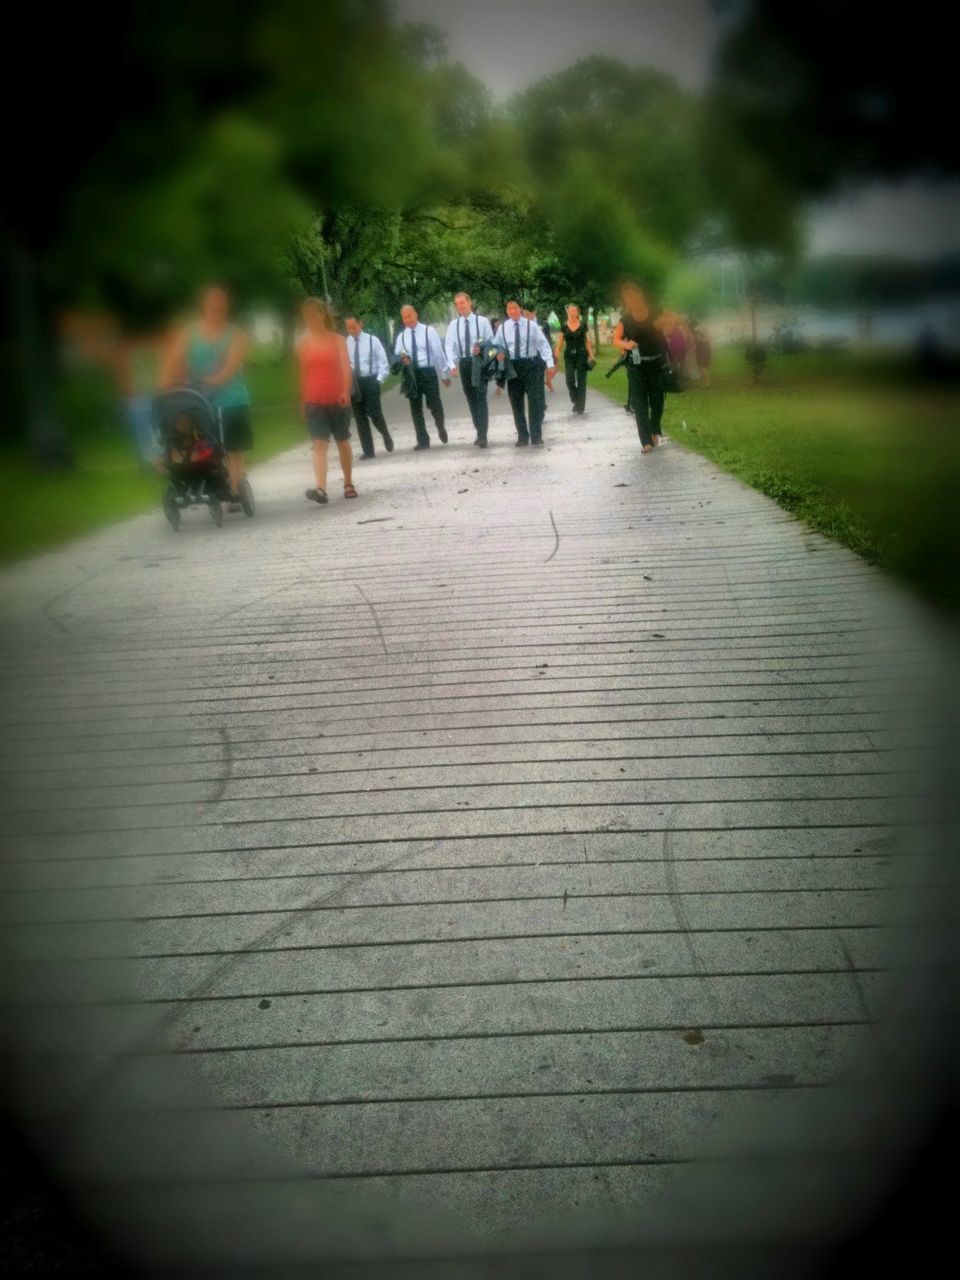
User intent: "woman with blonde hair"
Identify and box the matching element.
[297,298,356,503]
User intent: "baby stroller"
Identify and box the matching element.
[153,386,254,530]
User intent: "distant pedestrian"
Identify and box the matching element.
[613,283,669,453]
[345,314,393,458]
[692,320,712,388]
[393,305,451,450]
[298,298,356,504]
[679,315,700,384]
[160,284,253,511]
[554,304,595,415]
[494,300,556,447]
[446,291,494,447]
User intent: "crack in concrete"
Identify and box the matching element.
[355,584,389,657]
[545,511,560,563]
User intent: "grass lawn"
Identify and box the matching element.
[0,355,309,564]
[589,345,960,610]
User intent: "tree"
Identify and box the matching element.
[0,0,455,452]
[709,0,957,194]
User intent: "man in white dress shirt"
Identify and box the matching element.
[445,291,494,448]
[393,304,451,450]
[494,299,556,447]
[345,314,393,459]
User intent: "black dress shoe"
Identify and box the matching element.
[414,442,430,450]
[437,424,449,443]
[515,437,529,447]
[475,438,488,448]
[531,439,544,447]
[359,452,375,461]
[383,433,394,452]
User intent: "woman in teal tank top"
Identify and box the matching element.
[160,285,253,507]
[186,325,251,410]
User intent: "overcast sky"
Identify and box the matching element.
[397,0,714,95]
[396,0,960,259]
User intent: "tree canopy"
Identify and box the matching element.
[1,0,934,446]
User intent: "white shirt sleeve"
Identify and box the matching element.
[444,324,461,368]
[425,326,449,376]
[493,320,510,353]
[371,336,389,383]
[534,322,555,369]
[394,330,410,362]
[477,316,494,346]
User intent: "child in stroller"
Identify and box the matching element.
[154,386,254,529]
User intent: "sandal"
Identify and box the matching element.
[344,484,358,499]
[306,487,329,504]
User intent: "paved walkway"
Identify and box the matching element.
[0,382,946,1274]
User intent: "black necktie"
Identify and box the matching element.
[410,326,417,367]
[513,322,520,359]
[353,336,360,376]
[462,316,468,358]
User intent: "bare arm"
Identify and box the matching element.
[586,332,596,361]
[336,335,352,405]
[554,331,565,364]
[158,328,189,389]
[612,321,636,352]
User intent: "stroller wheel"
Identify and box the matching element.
[163,486,180,531]
[238,477,255,517]
[209,498,224,527]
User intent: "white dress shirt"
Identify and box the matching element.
[445,312,495,365]
[394,323,449,375]
[494,317,555,367]
[347,331,389,383]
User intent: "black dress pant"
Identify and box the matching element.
[409,368,445,445]
[565,358,588,413]
[352,376,390,456]
[458,357,489,440]
[627,361,665,446]
[507,358,545,443]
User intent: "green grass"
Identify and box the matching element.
[589,345,960,609]
[0,354,308,563]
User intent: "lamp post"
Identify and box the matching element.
[748,279,762,386]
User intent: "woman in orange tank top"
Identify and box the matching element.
[297,298,356,504]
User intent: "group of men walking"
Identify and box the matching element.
[342,292,561,455]
[159,282,660,512]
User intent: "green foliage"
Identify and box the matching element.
[61,116,312,323]
[661,263,716,317]
[45,9,808,331]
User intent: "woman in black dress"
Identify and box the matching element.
[612,283,669,452]
[554,304,595,415]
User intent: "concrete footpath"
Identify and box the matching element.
[0,381,948,1275]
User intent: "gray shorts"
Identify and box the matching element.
[305,403,351,442]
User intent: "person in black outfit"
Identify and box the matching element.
[613,283,668,451]
[554,304,595,415]
[494,300,557,446]
[392,305,451,449]
[344,314,393,458]
[445,292,495,446]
